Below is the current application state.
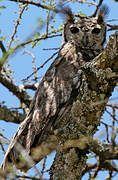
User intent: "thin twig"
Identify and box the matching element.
[0,134,10,142]
[78,0,97,6]
[16,175,43,180]
[107,24,118,31]
[0,33,61,67]
[111,107,116,146]
[10,0,57,12]
[0,41,6,54]
[108,171,113,180]
[8,4,27,49]
[101,121,110,143]
[92,0,104,17]
[0,141,6,154]
[92,159,101,179]
[101,121,112,128]
[46,11,50,35]
[106,104,118,109]
[40,157,47,178]
[23,50,37,83]
[43,47,59,50]
[22,50,59,82]
[15,33,61,52]
[107,19,118,22]
[105,109,118,123]
[82,163,97,176]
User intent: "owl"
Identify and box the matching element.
[1,5,108,171]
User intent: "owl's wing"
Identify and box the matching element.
[1,42,82,171]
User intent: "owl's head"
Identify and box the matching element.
[63,5,108,54]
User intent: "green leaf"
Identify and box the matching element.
[0,101,5,104]
[100,93,105,100]
[0,36,6,40]
[36,32,40,37]
[37,17,43,26]
[87,154,93,159]
[0,5,6,10]
[78,10,86,17]
[102,139,106,143]
[57,25,63,32]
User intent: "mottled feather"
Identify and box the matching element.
[1,6,107,171]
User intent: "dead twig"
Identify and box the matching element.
[22,50,37,83]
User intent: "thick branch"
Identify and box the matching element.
[82,161,118,177]
[23,83,39,90]
[0,104,26,124]
[50,31,118,179]
[62,137,118,161]
[88,139,118,161]
[0,71,32,107]
[94,31,118,70]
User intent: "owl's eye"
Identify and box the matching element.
[70,27,79,34]
[92,28,101,34]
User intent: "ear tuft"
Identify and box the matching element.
[59,6,75,23]
[65,7,75,22]
[97,5,109,24]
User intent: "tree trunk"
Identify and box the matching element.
[50,31,118,180]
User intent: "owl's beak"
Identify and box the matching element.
[82,35,87,46]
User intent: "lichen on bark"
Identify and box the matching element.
[50,31,118,180]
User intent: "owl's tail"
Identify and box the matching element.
[0,113,35,172]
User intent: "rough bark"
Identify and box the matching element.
[49,31,118,180]
[0,70,32,107]
[0,104,26,124]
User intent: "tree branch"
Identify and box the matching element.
[78,0,97,6]
[0,33,61,67]
[8,4,27,49]
[9,0,57,11]
[92,0,104,17]
[107,24,118,31]
[0,41,6,55]
[0,71,32,107]
[88,139,118,160]
[82,161,118,177]
[23,83,39,90]
[0,104,26,124]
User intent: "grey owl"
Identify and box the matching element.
[1,5,108,171]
